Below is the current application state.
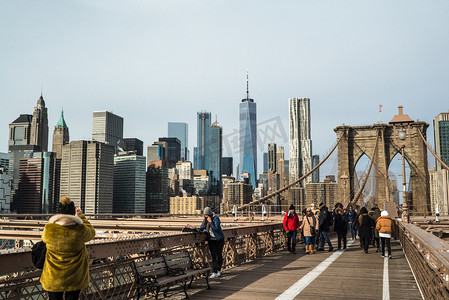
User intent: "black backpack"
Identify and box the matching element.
[31,241,47,269]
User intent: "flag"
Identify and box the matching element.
[379,104,383,112]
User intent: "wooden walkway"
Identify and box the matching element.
[177,237,422,300]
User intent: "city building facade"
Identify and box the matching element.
[289,97,312,185]
[92,111,124,154]
[268,142,277,172]
[123,138,143,156]
[60,140,114,214]
[158,137,181,168]
[433,111,449,215]
[209,122,222,195]
[239,80,257,188]
[17,152,58,214]
[146,160,169,213]
[30,95,49,152]
[52,110,69,160]
[168,122,189,161]
[195,112,211,170]
[113,152,146,213]
[222,157,233,176]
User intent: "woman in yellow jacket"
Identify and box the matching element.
[40,196,96,300]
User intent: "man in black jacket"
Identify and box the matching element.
[317,202,334,252]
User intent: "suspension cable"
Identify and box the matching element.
[418,129,449,171]
[224,134,344,213]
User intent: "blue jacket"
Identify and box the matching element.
[199,214,225,241]
[346,209,357,223]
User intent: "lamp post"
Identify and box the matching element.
[340,172,349,204]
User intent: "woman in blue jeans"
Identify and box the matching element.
[300,207,319,254]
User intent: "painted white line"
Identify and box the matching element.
[275,239,355,300]
[383,257,390,300]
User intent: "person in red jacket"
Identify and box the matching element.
[283,204,300,254]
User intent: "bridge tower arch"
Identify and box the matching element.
[334,107,430,215]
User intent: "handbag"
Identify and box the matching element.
[31,241,47,269]
[306,216,317,236]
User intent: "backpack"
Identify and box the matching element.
[31,241,47,269]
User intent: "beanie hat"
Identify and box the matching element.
[381,210,389,217]
[203,207,213,216]
[57,196,76,215]
[360,207,368,214]
[289,204,295,210]
[319,202,325,209]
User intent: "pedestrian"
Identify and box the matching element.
[300,207,319,254]
[358,207,375,254]
[317,202,334,252]
[376,211,394,259]
[334,208,348,250]
[311,203,320,248]
[346,204,357,240]
[199,207,225,278]
[370,205,381,252]
[283,204,300,254]
[40,196,96,300]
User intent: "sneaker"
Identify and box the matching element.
[364,250,368,254]
[389,255,392,259]
[328,247,334,252]
[216,271,221,277]
[381,254,385,258]
[209,273,218,279]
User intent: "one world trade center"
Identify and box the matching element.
[239,73,257,188]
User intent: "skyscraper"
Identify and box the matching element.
[158,137,181,168]
[113,152,146,213]
[146,161,169,213]
[239,74,257,188]
[168,122,189,161]
[60,140,114,214]
[52,110,70,160]
[92,111,124,154]
[17,152,58,214]
[289,98,312,185]
[433,111,449,215]
[9,114,33,148]
[268,142,277,172]
[222,157,233,176]
[30,95,49,152]
[195,112,211,170]
[123,138,143,156]
[0,153,9,173]
[209,122,222,195]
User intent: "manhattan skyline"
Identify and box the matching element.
[1,1,449,177]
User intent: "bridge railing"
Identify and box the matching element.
[396,220,449,299]
[0,223,286,299]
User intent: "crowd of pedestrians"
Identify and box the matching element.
[283,202,395,259]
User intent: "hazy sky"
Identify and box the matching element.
[1,1,448,179]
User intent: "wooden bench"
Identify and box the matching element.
[132,251,211,299]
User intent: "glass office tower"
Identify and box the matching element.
[168,122,188,160]
[209,123,222,195]
[195,112,211,170]
[239,78,257,188]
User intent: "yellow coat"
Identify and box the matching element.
[40,214,95,292]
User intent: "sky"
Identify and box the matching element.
[1,0,449,180]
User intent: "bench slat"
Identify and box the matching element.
[165,257,191,268]
[135,256,165,267]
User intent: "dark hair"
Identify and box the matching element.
[360,207,368,214]
[289,204,295,211]
[57,199,76,215]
